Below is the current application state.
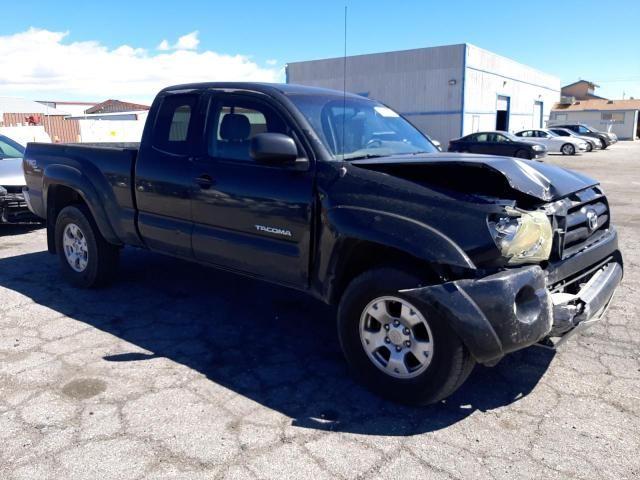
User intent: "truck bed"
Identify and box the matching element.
[23,142,143,247]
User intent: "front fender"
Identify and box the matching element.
[44,164,121,246]
[329,206,475,270]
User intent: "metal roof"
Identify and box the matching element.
[0,97,69,115]
[553,99,640,112]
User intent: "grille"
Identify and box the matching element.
[553,186,610,259]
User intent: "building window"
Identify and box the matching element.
[601,112,625,124]
[553,113,568,121]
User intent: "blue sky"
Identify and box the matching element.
[0,0,638,101]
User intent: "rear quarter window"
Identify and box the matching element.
[152,94,199,155]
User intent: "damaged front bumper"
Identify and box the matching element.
[402,231,623,365]
[0,187,41,224]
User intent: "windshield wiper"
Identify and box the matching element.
[344,153,390,161]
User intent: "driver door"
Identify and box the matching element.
[190,92,315,288]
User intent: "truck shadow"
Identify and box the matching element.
[0,248,555,436]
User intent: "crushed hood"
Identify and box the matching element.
[0,158,26,187]
[351,153,598,202]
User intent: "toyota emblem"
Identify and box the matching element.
[586,209,599,232]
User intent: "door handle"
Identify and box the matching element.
[195,175,214,189]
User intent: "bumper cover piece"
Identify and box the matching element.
[402,258,622,364]
[402,266,553,364]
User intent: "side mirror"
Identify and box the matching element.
[250,133,299,165]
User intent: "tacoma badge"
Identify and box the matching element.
[255,225,292,237]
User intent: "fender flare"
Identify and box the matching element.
[328,206,475,270]
[43,164,121,247]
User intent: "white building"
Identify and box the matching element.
[67,111,149,143]
[286,44,561,147]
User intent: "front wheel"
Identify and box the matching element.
[586,142,593,152]
[561,143,576,155]
[55,205,119,288]
[337,267,475,405]
[515,149,531,159]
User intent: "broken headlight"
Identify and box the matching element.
[489,207,552,264]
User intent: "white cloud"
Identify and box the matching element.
[175,31,200,50]
[157,31,200,51]
[0,28,281,103]
[265,58,278,66]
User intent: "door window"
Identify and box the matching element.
[152,94,198,155]
[208,98,288,162]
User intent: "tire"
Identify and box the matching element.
[55,204,119,288]
[515,149,531,159]
[586,142,593,152]
[561,143,575,155]
[337,267,475,405]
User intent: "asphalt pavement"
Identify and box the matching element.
[1,142,639,479]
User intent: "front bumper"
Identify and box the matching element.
[402,230,622,364]
[0,189,41,224]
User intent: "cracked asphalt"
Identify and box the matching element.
[1,142,639,480]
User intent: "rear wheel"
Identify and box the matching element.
[337,267,475,405]
[515,149,531,159]
[55,205,119,288]
[561,143,576,155]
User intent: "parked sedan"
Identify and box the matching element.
[549,123,615,149]
[0,134,40,224]
[514,128,588,155]
[448,131,547,160]
[548,127,601,151]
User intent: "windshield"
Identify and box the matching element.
[287,94,438,160]
[0,135,26,159]
[502,132,521,142]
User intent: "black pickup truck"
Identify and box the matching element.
[22,83,623,404]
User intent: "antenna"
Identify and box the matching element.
[342,5,347,161]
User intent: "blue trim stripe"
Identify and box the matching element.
[460,44,467,136]
[402,110,462,116]
[465,111,533,116]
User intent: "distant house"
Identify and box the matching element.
[85,99,150,115]
[0,97,80,143]
[561,80,607,101]
[550,98,640,140]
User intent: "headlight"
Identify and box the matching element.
[488,207,553,264]
[0,186,7,197]
[531,145,544,151]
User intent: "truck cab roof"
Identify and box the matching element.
[159,82,364,99]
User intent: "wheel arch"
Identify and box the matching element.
[322,206,476,305]
[44,165,121,253]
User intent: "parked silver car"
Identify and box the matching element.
[548,127,601,151]
[0,134,39,224]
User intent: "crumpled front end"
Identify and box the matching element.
[402,229,623,365]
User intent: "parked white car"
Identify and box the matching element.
[547,127,601,151]
[514,128,589,155]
